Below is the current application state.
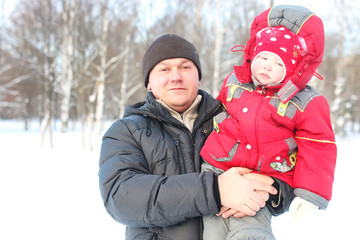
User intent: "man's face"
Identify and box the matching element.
[147,58,200,113]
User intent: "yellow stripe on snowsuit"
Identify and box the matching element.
[295,136,336,144]
[226,84,251,102]
[296,14,314,34]
[226,85,237,101]
[267,8,273,28]
[213,117,220,133]
[277,101,290,117]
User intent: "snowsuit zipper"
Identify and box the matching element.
[254,95,268,171]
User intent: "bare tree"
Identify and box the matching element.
[4,0,61,146]
[40,59,56,148]
[211,0,224,97]
[38,0,59,148]
[93,0,109,135]
[327,0,352,135]
[91,0,134,134]
[60,0,76,132]
[71,1,99,149]
[0,0,5,65]
[2,0,359,140]
[118,34,131,118]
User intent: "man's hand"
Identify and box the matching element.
[217,167,277,217]
[243,172,275,185]
[217,207,246,218]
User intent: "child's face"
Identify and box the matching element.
[251,52,285,85]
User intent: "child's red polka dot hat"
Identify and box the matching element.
[251,26,308,83]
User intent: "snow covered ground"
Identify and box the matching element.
[0,120,358,239]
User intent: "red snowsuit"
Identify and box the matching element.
[200,70,337,201]
[201,5,337,203]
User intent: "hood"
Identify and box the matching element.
[235,5,324,103]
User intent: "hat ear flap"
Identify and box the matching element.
[278,55,313,102]
[236,34,257,84]
[243,34,257,64]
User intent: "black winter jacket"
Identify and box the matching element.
[99,90,223,240]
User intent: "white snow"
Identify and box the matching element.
[1,120,358,239]
[0,121,121,240]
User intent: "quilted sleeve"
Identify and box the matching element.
[293,95,337,207]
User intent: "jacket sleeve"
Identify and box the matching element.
[98,119,219,228]
[293,95,337,208]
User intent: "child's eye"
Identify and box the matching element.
[261,56,268,60]
[276,62,283,67]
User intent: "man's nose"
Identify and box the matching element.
[170,69,182,81]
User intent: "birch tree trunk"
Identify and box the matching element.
[86,99,95,151]
[76,89,86,149]
[212,0,224,97]
[60,0,75,132]
[39,0,57,148]
[332,0,346,135]
[115,32,140,119]
[94,1,109,135]
[40,62,55,148]
[118,34,130,118]
[40,105,53,148]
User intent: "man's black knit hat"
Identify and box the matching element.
[142,33,202,88]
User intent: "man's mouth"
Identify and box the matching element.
[169,87,186,90]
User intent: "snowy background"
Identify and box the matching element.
[1,120,358,239]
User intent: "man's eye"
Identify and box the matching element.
[181,65,191,69]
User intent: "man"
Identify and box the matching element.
[98,33,276,239]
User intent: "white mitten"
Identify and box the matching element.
[289,197,318,223]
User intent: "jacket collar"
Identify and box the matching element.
[156,95,202,132]
[124,90,222,127]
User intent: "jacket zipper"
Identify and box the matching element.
[174,112,217,173]
[191,103,223,171]
[175,140,186,174]
[192,102,223,137]
[161,101,222,174]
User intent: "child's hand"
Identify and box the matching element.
[289,197,318,223]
